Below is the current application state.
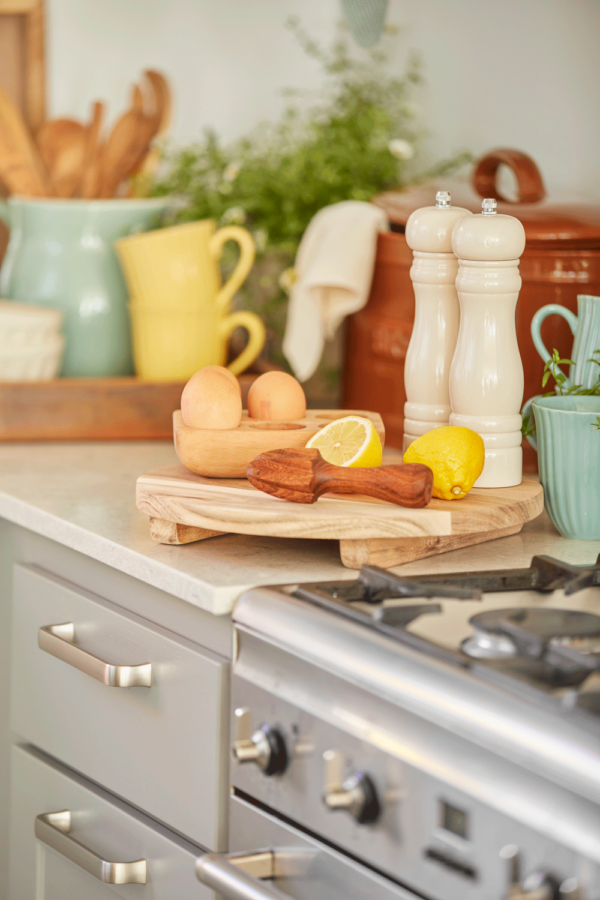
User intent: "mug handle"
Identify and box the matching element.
[0,199,10,226]
[531,304,578,384]
[219,310,266,376]
[209,225,256,314]
[521,396,539,451]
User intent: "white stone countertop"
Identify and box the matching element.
[0,441,598,615]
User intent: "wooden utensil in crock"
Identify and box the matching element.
[37,118,87,198]
[0,86,50,196]
[80,101,105,199]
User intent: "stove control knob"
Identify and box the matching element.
[500,845,561,900]
[322,749,380,824]
[232,708,287,776]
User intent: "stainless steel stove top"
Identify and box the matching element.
[292,556,600,713]
[223,556,600,900]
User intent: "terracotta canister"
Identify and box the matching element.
[342,230,414,446]
[343,149,600,469]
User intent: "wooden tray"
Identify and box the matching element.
[136,465,544,569]
[0,378,186,440]
[0,371,285,442]
[174,409,385,478]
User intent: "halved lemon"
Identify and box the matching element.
[305,415,382,467]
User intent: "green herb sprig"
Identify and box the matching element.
[541,348,575,392]
[146,20,471,371]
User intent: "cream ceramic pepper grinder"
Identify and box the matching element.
[449,198,526,488]
[403,191,472,451]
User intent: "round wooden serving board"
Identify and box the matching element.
[136,466,544,569]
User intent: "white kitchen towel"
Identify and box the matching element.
[283,200,388,382]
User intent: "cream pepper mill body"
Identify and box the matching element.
[403,192,472,451]
[449,199,526,488]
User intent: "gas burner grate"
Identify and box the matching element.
[292,555,600,680]
[295,554,600,611]
[462,607,600,687]
[344,554,600,598]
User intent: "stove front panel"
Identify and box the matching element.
[231,626,600,900]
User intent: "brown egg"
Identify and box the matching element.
[181,366,243,429]
[197,365,241,394]
[247,371,306,421]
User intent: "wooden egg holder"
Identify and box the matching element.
[173,408,385,478]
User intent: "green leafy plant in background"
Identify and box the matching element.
[148,18,471,372]
[522,348,600,440]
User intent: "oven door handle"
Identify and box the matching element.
[196,849,313,900]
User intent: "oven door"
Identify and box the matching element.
[196,794,420,900]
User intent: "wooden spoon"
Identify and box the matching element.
[247,448,434,508]
[130,83,145,115]
[132,70,171,183]
[100,71,170,197]
[143,69,171,134]
[128,86,163,174]
[37,118,86,198]
[80,101,105,199]
[0,87,51,195]
[99,108,148,198]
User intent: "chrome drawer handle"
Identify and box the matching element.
[38,623,152,687]
[35,810,147,884]
[196,850,312,900]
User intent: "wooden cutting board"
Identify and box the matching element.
[136,465,544,569]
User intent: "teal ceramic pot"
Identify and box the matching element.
[0,196,169,377]
[532,396,600,539]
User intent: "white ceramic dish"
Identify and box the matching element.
[0,301,63,347]
[0,334,65,380]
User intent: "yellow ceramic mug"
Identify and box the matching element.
[115,219,256,313]
[128,302,265,381]
[117,218,264,380]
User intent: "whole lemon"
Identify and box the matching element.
[403,426,484,500]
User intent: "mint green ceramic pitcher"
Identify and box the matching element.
[0,197,168,377]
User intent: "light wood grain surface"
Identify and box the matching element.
[0,378,186,440]
[137,465,544,545]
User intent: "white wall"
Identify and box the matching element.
[47,0,600,199]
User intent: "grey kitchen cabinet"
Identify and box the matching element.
[10,743,212,899]
[0,521,235,898]
[11,563,229,850]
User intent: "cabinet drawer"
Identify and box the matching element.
[10,564,229,849]
[10,744,210,900]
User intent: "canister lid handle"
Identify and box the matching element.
[472,149,546,205]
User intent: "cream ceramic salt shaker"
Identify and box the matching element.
[449,198,526,488]
[403,192,472,451]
